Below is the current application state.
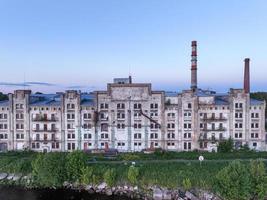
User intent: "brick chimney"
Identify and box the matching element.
[244,58,250,93]
[191,41,197,91]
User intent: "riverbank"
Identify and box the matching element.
[1,151,267,199]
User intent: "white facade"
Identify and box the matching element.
[0,81,265,152]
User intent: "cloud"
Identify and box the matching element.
[66,85,97,90]
[0,82,30,87]
[0,82,56,87]
[24,82,56,86]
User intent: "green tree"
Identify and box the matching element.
[31,153,67,187]
[66,151,88,182]
[249,160,267,200]
[104,168,116,187]
[217,138,234,153]
[127,165,139,185]
[214,160,251,200]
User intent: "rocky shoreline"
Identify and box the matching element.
[0,172,221,200]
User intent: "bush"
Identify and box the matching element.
[31,153,67,187]
[127,165,139,185]
[80,166,93,185]
[217,138,233,153]
[104,168,116,187]
[249,160,267,200]
[66,151,88,182]
[182,178,191,191]
[214,160,251,200]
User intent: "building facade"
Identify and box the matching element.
[0,42,266,152]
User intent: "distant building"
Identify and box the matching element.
[0,41,265,152]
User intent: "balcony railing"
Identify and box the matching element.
[33,117,58,122]
[199,135,226,141]
[201,127,227,132]
[201,117,227,121]
[32,128,58,132]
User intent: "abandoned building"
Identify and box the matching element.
[0,41,265,152]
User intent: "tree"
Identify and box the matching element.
[214,160,251,200]
[104,168,116,187]
[127,165,139,185]
[217,138,234,153]
[0,92,8,101]
[249,160,267,200]
[66,151,88,182]
[32,153,67,187]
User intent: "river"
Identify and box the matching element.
[0,186,134,200]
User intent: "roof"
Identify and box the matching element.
[0,100,9,107]
[165,91,179,97]
[30,94,61,106]
[250,98,265,106]
[81,93,95,106]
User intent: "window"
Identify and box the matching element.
[101,123,108,132]
[134,103,142,109]
[100,103,108,109]
[167,132,175,139]
[150,133,158,139]
[67,143,76,150]
[117,103,125,109]
[188,103,192,109]
[134,133,142,139]
[184,133,191,138]
[101,133,109,139]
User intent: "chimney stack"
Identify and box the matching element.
[243,58,250,93]
[191,41,197,91]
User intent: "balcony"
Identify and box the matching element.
[201,127,227,132]
[199,135,226,142]
[33,117,58,122]
[201,117,227,122]
[33,128,58,132]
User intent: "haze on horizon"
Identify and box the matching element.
[0,0,266,94]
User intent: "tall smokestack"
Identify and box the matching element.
[191,41,197,91]
[244,58,250,93]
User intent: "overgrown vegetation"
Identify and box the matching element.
[0,92,8,101]
[1,150,267,199]
[214,160,267,200]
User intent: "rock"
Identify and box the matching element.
[153,187,163,200]
[6,173,15,180]
[134,186,138,191]
[202,191,213,200]
[85,185,93,191]
[13,174,22,181]
[105,188,113,196]
[162,189,172,200]
[97,182,107,190]
[185,191,199,200]
[0,173,8,180]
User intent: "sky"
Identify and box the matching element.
[0,0,266,93]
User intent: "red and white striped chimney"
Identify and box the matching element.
[243,58,250,93]
[191,41,197,91]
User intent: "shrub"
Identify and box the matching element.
[249,160,267,200]
[66,151,88,182]
[127,165,139,185]
[31,153,67,187]
[80,166,93,185]
[182,178,191,191]
[217,138,233,153]
[120,153,140,161]
[214,160,251,200]
[104,168,116,187]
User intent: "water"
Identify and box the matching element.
[0,186,134,200]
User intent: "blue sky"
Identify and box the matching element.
[0,0,266,93]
